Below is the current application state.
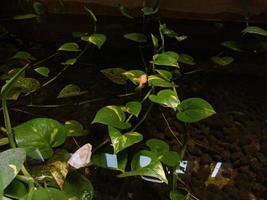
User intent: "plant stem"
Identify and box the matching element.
[131,103,153,132]
[92,138,109,153]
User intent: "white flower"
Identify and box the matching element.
[68,143,92,169]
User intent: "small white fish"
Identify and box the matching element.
[136,74,147,90]
[68,143,92,169]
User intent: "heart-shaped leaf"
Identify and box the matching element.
[64,120,88,136]
[0,148,26,189]
[14,118,67,159]
[146,139,169,154]
[13,14,37,20]
[101,68,127,85]
[92,105,131,129]
[176,98,216,123]
[57,84,87,98]
[242,26,267,37]
[123,70,145,85]
[124,33,147,43]
[63,171,94,200]
[121,101,142,117]
[16,77,40,94]
[118,150,168,184]
[211,56,234,66]
[148,75,175,88]
[34,67,50,77]
[178,54,195,65]
[12,51,36,61]
[160,151,180,167]
[108,126,143,154]
[4,179,27,200]
[155,69,172,81]
[221,41,243,52]
[32,187,67,200]
[61,58,77,66]
[153,51,179,67]
[92,150,128,172]
[58,42,81,52]
[149,89,179,109]
[81,34,106,49]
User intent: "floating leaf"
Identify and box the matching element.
[84,6,97,22]
[153,51,179,67]
[176,98,216,123]
[118,150,168,184]
[178,54,195,65]
[149,89,179,110]
[242,26,267,37]
[108,126,143,154]
[63,171,94,200]
[68,144,92,169]
[64,120,88,136]
[92,150,128,172]
[14,118,67,159]
[151,33,158,49]
[123,70,145,85]
[12,51,35,61]
[57,84,87,98]
[148,75,175,88]
[211,56,234,66]
[124,33,147,43]
[4,179,27,199]
[81,34,106,49]
[122,101,142,117]
[155,69,173,81]
[34,67,50,77]
[61,58,77,66]
[221,41,243,52]
[58,42,81,52]
[32,187,67,200]
[101,68,127,85]
[13,14,37,20]
[92,105,131,129]
[119,4,134,19]
[0,148,26,189]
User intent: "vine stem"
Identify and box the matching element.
[131,103,153,132]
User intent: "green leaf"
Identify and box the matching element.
[211,56,234,66]
[170,190,188,200]
[4,179,27,199]
[155,69,173,81]
[151,33,158,49]
[13,14,37,20]
[16,78,40,94]
[118,150,168,184]
[123,70,145,85]
[63,171,93,200]
[175,35,187,42]
[92,150,128,172]
[101,68,127,85]
[148,75,175,88]
[160,151,180,167]
[153,51,179,67]
[32,187,67,200]
[61,58,77,66]
[122,101,142,117]
[242,26,267,37]
[84,6,97,23]
[108,126,143,154]
[149,89,179,110]
[0,173,3,200]
[0,137,9,146]
[124,33,147,43]
[221,41,243,52]
[64,120,88,136]
[34,67,50,77]
[57,84,87,98]
[58,42,81,52]
[0,148,26,189]
[176,98,216,123]
[141,7,159,15]
[119,4,134,19]
[14,118,67,159]
[12,51,36,61]
[81,34,106,49]
[178,54,195,65]
[146,139,169,153]
[92,105,131,129]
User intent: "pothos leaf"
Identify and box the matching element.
[149,89,179,110]
[242,26,267,37]
[34,67,50,77]
[148,75,175,88]
[32,187,67,200]
[124,33,147,43]
[101,68,127,85]
[57,84,87,98]
[153,51,179,67]
[121,101,142,117]
[12,51,36,61]
[211,56,234,66]
[123,70,145,85]
[58,42,81,52]
[81,34,107,49]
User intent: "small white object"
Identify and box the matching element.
[176,160,188,174]
[68,143,92,169]
[105,153,118,168]
[211,162,222,178]
[139,155,151,167]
